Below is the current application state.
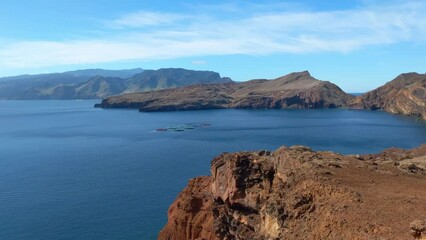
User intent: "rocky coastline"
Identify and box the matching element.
[95,71,426,121]
[158,145,426,240]
[95,71,353,111]
[349,72,426,121]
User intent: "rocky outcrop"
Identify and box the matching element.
[411,220,426,239]
[96,71,354,111]
[158,145,426,240]
[349,72,426,120]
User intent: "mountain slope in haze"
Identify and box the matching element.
[0,68,231,99]
[37,76,128,100]
[349,72,426,120]
[0,68,143,99]
[0,68,143,84]
[127,68,232,92]
[96,71,354,111]
[64,68,144,78]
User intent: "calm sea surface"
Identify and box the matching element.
[1,100,425,240]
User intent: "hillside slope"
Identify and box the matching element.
[96,71,354,111]
[349,73,426,120]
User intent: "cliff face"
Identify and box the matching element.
[96,71,354,111]
[349,73,426,120]
[231,72,350,109]
[158,145,426,240]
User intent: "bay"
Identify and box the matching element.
[0,100,425,239]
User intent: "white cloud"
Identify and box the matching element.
[109,11,188,28]
[1,1,426,69]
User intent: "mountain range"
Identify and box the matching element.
[2,67,424,121]
[0,68,232,99]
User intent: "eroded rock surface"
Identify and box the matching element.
[159,145,426,240]
[349,72,426,120]
[411,220,426,239]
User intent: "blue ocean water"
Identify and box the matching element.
[0,100,425,240]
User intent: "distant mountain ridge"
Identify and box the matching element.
[126,68,232,92]
[0,68,144,83]
[63,68,144,78]
[0,68,232,99]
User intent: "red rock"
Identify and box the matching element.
[158,145,426,239]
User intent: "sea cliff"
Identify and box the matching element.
[158,145,426,240]
[349,72,426,121]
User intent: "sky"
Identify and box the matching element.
[0,0,425,92]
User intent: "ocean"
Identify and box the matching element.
[1,100,425,239]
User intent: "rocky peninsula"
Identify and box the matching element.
[158,145,426,240]
[95,71,426,121]
[95,71,354,111]
[349,72,426,121]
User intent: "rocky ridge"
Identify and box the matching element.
[158,145,426,240]
[349,72,426,120]
[96,71,354,111]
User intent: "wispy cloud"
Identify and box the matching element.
[109,11,188,28]
[1,1,426,69]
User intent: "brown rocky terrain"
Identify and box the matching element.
[158,145,426,240]
[95,71,354,111]
[349,72,426,121]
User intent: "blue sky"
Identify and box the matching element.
[0,0,425,92]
